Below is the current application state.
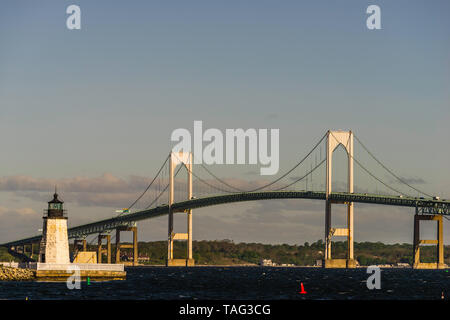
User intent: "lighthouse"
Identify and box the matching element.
[38,189,70,264]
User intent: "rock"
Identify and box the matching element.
[0,266,35,281]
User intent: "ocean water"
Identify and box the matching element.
[0,267,448,300]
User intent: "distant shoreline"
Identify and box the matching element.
[128,264,414,268]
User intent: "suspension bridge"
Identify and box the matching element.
[2,130,449,268]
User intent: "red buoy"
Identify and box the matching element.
[299,282,307,294]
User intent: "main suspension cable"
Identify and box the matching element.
[354,134,432,197]
[124,155,170,213]
[193,132,328,193]
[144,164,183,210]
[329,131,409,197]
[274,158,326,191]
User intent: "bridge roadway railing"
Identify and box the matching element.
[2,191,449,247]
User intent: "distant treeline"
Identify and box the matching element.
[1,240,449,266]
[126,239,450,266]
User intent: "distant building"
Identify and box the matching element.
[376,264,393,268]
[260,259,276,266]
[396,263,410,268]
[138,256,150,262]
[315,260,323,267]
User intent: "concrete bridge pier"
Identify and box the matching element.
[15,245,25,254]
[413,213,446,269]
[115,226,138,266]
[72,238,87,261]
[97,234,111,264]
[18,245,24,254]
[167,208,194,266]
[23,243,33,258]
[74,238,87,252]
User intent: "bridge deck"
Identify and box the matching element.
[2,191,449,247]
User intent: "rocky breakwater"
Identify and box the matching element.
[0,266,35,281]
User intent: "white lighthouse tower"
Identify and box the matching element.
[38,189,70,264]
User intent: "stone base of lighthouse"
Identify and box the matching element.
[24,262,126,281]
[39,218,70,264]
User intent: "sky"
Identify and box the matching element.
[0,1,449,245]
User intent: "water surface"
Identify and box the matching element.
[0,267,448,300]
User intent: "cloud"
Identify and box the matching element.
[70,192,139,208]
[397,177,426,185]
[0,173,289,208]
[386,176,427,186]
[0,206,37,216]
[0,174,152,208]
[0,206,42,243]
[0,173,147,193]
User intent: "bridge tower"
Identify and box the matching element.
[167,151,195,266]
[324,130,357,268]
